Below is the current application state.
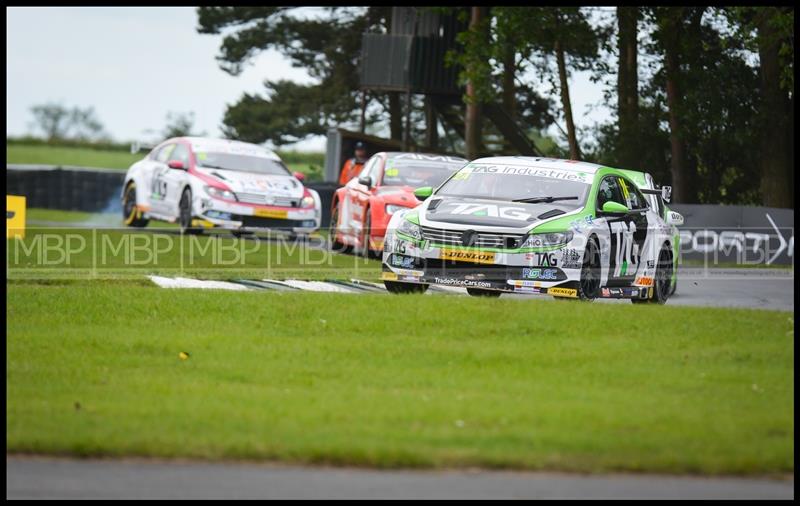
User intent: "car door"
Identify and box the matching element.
[356,154,383,219]
[147,143,175,215]
[344,155,381,239]
[597,175,648,286]
[159,143,192,219]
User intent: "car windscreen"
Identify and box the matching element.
[194,151,291,176]
[436,164,592,205]
[381,159,466,188]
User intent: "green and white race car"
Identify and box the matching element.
[381,156,683,303]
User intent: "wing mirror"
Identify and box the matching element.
[600,201,630,216]
[666,210,684,226]
[661,186,672,203]
[414,186,433,201]
[357,175,372,188]
[293,171,306,182]
[167,160,186,170]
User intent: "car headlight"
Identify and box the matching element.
[521,231,574,248]
[397,218,422,241]
[385,204,405,215]
[301,195,315,208]
[205,185,237,201]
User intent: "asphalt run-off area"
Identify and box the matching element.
[6,457,794,500]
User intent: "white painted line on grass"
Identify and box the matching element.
[148,275,250,291]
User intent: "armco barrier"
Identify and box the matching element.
[6,165,794,265]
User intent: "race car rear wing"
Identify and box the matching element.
[640,186,672,203]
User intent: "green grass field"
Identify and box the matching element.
[6,280,794,474]
[7,226,378,281]
[6,143,324,179]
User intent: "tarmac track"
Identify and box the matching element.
[5,457,793,500]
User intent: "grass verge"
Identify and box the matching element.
[7,143,324,180]
[7,227,379,281]
[6,280,794,475]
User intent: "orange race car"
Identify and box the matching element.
[329,152,468,257]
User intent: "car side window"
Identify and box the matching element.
[168,143,190,165]
[357,156,378,182]
[596,176,625,210]
[155,144,175,163]
[368,156,384,185]
[618,177,648,210]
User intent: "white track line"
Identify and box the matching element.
[148,275,249,291]
[276,279,359,293]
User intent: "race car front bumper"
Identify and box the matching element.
[381,233,652,299]
[381,233,584,296]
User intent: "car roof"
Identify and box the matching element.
[470,156,606,174]
[175,137,281,161]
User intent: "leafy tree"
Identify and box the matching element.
[197,7,394,146]
[29,102,107,142]
[29,103,72,141]
[162,112,204,139]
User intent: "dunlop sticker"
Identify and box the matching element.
[440,248,495,265]
[547,287,578,298]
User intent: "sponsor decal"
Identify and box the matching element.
[513,286,542,293]
[600,287,624,298]
[381,271,398,281]
[509,280,542,288]
[531,252,558,267]
[635,276,654,287]
[394,268,424,278]
[547,287,578,298]
[254,208,288,219]
[394,153,466,163]
[646,260,655,268]
[390,254,416,269]
[521,267,559,280]
[610,221,640,277]
[434,277,492,288]
[440,248,495,264]
[560,248,582,269]
[569,215,595,232]
[466,164,591,183]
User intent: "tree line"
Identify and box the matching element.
[198,6,793,207]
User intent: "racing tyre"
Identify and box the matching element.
[329,201,351,254]
[384,281,429,294]
[178,188,202,235]
[122,182,149,228]
[577,237,601,301]
[632,244,673,305]
[466,288,501,297]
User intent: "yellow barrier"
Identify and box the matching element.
[7,195,26,239]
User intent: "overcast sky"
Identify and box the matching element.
[6,6,612,152]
